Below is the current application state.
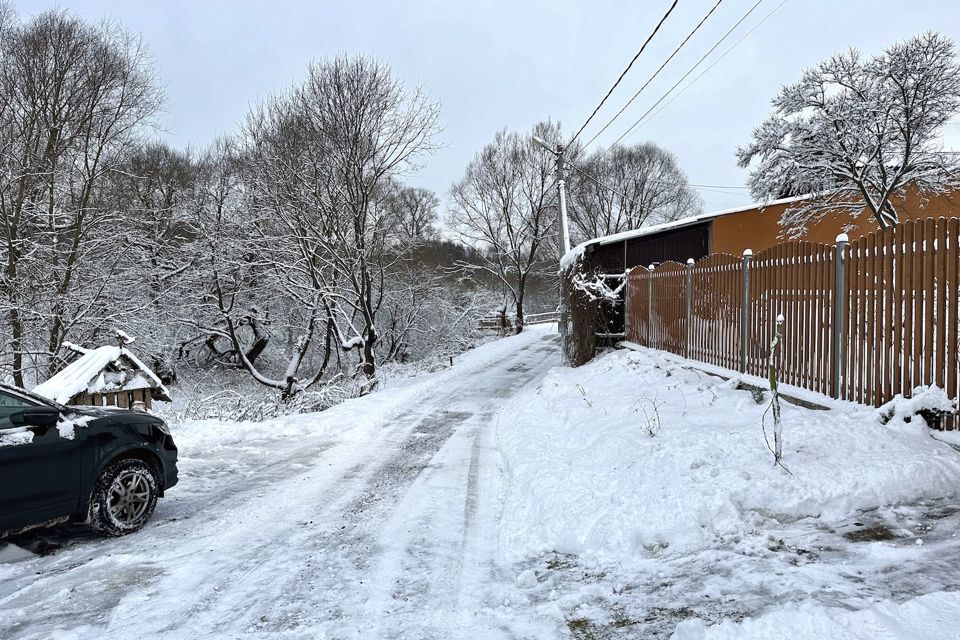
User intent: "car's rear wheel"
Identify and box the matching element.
[89,458,159,536]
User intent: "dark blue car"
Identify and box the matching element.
[0,384,178,537]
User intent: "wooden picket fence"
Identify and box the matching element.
[624,217,960,423]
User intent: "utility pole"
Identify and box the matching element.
[532,136,573,363]
[554,143,571,259]
[532,137,571,261]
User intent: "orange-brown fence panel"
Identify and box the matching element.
[619,217,960,427]
[624,266,651,345]
[859,217,960,418]
[746,240,836,393]
[649,262,688,355]
[689,254,742,371]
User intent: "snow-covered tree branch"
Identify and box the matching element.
[737,32,960,235]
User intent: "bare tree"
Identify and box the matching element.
[0,7,161,385]
[105,143,198,344]
[384,185,440,244]
[223,55,439,389]
[738,31,960,235]
[568,142,702,244]
[173,137,317,395]
[448,120,560,331]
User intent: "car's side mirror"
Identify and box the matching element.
[9,406,60,428]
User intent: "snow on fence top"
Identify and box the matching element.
[33,343,170,406]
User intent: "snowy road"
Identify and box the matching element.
[0,328,561,639]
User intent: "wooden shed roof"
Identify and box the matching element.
[33,345,171,405]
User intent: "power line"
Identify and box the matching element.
[568,162,634,201]
[611,0,770,147]
[569,160,750,199]
[695,187,755,198]
[582,0,726,150]
[638,0,790,128]
[568,0,679,147]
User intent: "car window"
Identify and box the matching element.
[0,390,38,430]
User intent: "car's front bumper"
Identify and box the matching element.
[159,434,179,492]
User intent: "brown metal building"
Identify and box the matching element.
[575,187,960,337]
[580,188,960,274]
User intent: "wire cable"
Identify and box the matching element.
[568,162,635,201]
[582,0,726,150]
[569,160,750,199]
[637,0,790,129]
[611,0,769,147]
[568,0,679,147]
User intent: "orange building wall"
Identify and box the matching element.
[710,188,960,255]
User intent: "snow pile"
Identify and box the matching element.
[0,543,33,563]
[33,345,124,403]
[878,384,957,430]
[496,347,960,564]
[671,590,960,640]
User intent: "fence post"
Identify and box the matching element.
[832,233,848,399]
[741,249,752,373]
[685,258,694,358]
[647,264,654,347]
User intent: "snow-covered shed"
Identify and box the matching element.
[33,334,171,409]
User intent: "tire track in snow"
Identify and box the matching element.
[237,335,560,637]
[0,329,559,640]
[359,334,561,639]
[178,333,562,636]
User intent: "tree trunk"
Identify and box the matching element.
[244,315,269,364]
[361,331,376,377]
[8,306,24,387]
[5,237,24,386]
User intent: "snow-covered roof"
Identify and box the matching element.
[33,345,170,405]
[560,194,810,269]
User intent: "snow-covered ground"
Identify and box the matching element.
[0,326,561,639]
[4,331,960,639]
[493,346,960,638]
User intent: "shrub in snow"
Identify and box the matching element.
[570,270,625,304]
[878,385,957,430]
[636,395,663,437]
[159,372,353,424]
[560,256,602,367]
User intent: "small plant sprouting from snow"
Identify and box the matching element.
[762,314,791,473]
[636,394,664,437]
[577,384,592,407]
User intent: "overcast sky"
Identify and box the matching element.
[14,0,960,214]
